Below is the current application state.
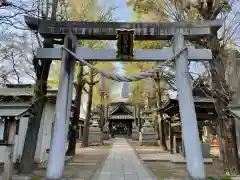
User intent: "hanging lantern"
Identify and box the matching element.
[99,74,105,92]
[116,29,134,60]
[122,82,131,98]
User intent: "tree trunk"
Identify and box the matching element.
[18,39,53,174]
[18,0,59,173]
[169,121,174,154]
[160,113,167,151]
[224,117,240,174]
[66,65,84,155]
[192,4,240,174]
[99,92,104,145]
[81,69,94,147]
[137,105,141,131]
[208,35,240,174]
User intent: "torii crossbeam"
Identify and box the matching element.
[36,47,212,61]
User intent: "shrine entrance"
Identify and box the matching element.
[112,121,132,136]
[108,102,134,137]
[25,15,222,179]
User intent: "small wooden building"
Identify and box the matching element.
[159,81,217,153]
[0,84,77,163]
[0,84,58,163]
[108,102,135,136]
[91,102,142,136]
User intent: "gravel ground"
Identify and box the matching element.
[32,143,111,180]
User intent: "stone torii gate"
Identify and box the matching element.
[25,16,222,179]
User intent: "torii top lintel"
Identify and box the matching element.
[24,16,223,40]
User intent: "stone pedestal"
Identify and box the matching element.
[173,135,182,153]
[88,120,102,145]
[201,143,210,158]
[182,143,210,158]
[132,122,139,140]
[102,122,110,140]
[140,120,157,146]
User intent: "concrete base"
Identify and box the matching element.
[89,131,102,145]
[102,131,110,140]
[131,122,139,141]
[0,175,32,180]
[102,122,110,140]
[132,129,139,140]
[38,156,73,169]
[141,140,158,146]
[88,121,102,145]
[140,120,157,146]
[140,153,213,164]
[183,143,211,158]
[201,143,211,158]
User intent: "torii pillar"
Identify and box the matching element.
[46,33,76,179]
[173,33,205,179]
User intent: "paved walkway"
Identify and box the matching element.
[92,138,157,180]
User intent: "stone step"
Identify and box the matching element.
[67,162,97,166]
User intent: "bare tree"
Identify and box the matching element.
[0,0,38,30]
[0,31,36,85]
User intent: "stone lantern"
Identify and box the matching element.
[88,120,102,145]
[140,119,157,146]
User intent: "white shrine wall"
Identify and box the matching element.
[13,117,29,163]
[0,102,55,163]
[35,102,55,163]
[235,120,240,152]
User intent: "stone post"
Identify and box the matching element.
[4,121,16,180]
[173,33,205,178]
[132,122,139,140]
[169,120,174,154]
[102,121,110,140]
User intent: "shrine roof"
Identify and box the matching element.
[0,85,59,104]
[108,102,134,114]
[91,102,135,117]
[0,84,57,97]
[110,102,133,115]
[160,97,215,111]
[0,103,31,119]
[109,102,134,120]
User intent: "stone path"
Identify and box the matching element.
[92,137,157,180]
